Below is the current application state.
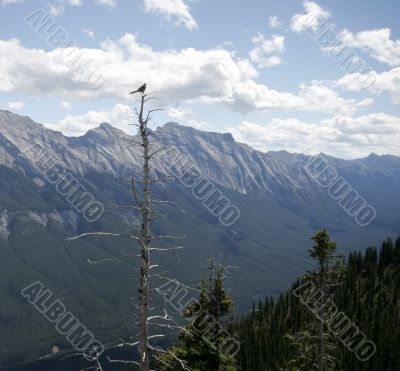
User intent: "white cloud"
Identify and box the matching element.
[184,119,210,131]
[167,106,210,130]
[258,55,283,68]
[82,29,95,39]
[335,67,400,104]
[228,113,400,158]
[356,98,374,108]
[60,100,72,109]
[48,3,65,16]
[291,1,330,33]
[45,104,132,136]
[232,81,359,115]
[291,3,400,67]
[48,0,82,16]
[268,16,281,29]
[49,103,210,136]
[7,101,23,110]
[95,0,117,7]
[47,0,115,16]
[0,35,361,115]
[167,106,192,121]
[1,0,23,5]
[249,33,285,68]
[336,28,400,67]
[143,0,198,31]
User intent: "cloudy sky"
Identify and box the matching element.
[1,0,400,158]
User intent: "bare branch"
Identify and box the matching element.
[107,205,141,211]
[150,176,177,184]
[150,246,184,252]
[66,232,140,241]
[107,356,139,366]
[151,347,191,371]
[148,146,172,158]
[153,235,186,240]
[87,253,140,264]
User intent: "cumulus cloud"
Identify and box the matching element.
[290,2,400,102]
[48,0,82,16]
[335,67,400,104]
[1,0,23,5]
[356,98,374,108]
[60,100,72,109]
[45,0,113,16]
[268,16,281,29]
[291,2,400,68]
[7,101,23,110]
[228,113,400,159]
[47,102,210,136]
[48,103,400,157]
[143,0,198,31]
[232,81,360,115]
[336,28,400,67]
[167,106,192,121]
[95,0,117,7]
[0,35,362,115]
[45,104,132,136]
[48,3,65,16]
[249,33,285,68]
[291,1,330,33]
[167,106,210,130]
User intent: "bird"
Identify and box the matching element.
[130,83,146,94]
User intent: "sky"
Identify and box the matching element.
[1,0,400,159]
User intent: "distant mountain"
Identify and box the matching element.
[0,110,399,367]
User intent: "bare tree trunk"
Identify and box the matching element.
[318,259,327,371]
[138,93,151,371]
[66,90,188,370]
[319,318,326,371]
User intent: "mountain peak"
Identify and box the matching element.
[0,109,42,129]
[163,121,181,128]
[160,121,235,144]
[84,122,129,141]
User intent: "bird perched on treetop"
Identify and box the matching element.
[130,83,146,94]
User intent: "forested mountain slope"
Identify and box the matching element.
[235,237,400,371]
[0,110,399,366]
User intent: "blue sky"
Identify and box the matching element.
[1,0,400,158]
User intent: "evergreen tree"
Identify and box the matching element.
[234,234,400,371]
[155,233,399,371]
[157,258,237,371]
[286,229,344,371]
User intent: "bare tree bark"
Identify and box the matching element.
[138,93,151,371]
[66,90,190,371]
[318,258,327,371]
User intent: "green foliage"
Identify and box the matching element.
[234,235,400,371]
[309,229,338,264]
[157,258,237,371]
[285,321,341,371]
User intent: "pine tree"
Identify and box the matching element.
[285,229,344,371]
[234,234,400,371]
[157,258,237,370]
[310,229,340,371]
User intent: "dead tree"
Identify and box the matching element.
[135,91,152,370]
[66,90,189,371]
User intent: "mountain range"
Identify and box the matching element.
[0,110,399,367]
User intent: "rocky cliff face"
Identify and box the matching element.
[2,110,399,204]
[0,110,399,366]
